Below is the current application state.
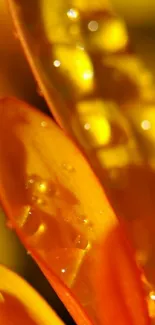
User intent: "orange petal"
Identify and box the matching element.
[0,97,149,325]
[0,264,64,325]
[96,226,150,325]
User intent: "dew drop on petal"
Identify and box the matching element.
[75,234,88,249]
[62,162,75,172]
[41,121,47,128]
[84,123,91,130]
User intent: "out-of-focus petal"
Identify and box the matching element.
[0,264,64,325]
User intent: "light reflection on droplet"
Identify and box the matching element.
[38,182,47,193]
[53,60,61,68]
[36,198,45,206]
[75,234,88,249]
[141,120,151,131]
[61,268,66,273]
[67,8,79,20]
[148,290,155,319]
[78,215,89,226]
[84,123,91,130]
[27,178,34,186]
[150,291,155,301]
[88,20,99,32]
[19,205,31,228]
[83,218,88,224]
[62,163,75,172]
[41,121,47,128]
[38,223,46,234]
[83,70,93,80]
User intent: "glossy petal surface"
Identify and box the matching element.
[0,98,149,325]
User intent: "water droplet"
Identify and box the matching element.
[26,175,57,202]
[27,250,31,255]
[61,268,66,273]
[38,223,46,234]
[53,60,61,68]
[0,293,5,303]
[67,8,79,20]
[19,205,47,239]
[88,20,99,32]
[62,163,75,172]
[83,217,89,225]
[32,195,45,206]
[77,215,89,225]
[150,291,155,301]
[75,234,88,249]
[148,290,155,318]
[26,175,38,190]
[41,121,47,128]
[38,181,48,193]
[84,123,91,130]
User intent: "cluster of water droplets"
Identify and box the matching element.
[8,171,92,287]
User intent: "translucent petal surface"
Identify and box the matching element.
[0,98,149,325]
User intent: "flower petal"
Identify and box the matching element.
[96,226,150,325]
[0,264,64,325]
[0,97,149,325]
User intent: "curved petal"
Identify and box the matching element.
[7,1,155,285]
[96,227,150,325]
[0,264,64,325]
[0,98,149,325]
